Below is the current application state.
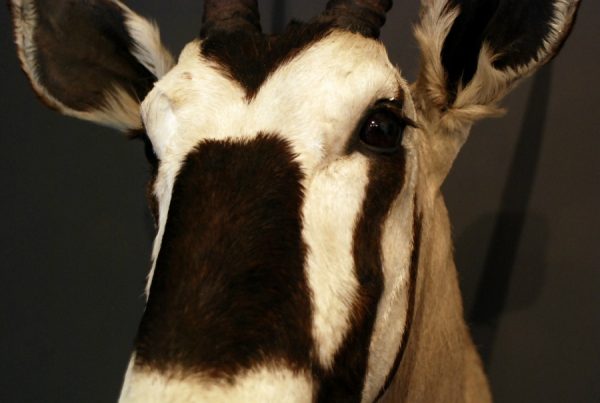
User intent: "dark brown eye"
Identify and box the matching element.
[359,108,406,154]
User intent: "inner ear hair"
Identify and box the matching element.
[8,0,174,131]
[415,0,581,117]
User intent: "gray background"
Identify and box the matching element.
[1,1,598,402]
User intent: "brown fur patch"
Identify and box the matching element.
[134,135,312,380]
[12,0,156,112]
[200,20,334,99]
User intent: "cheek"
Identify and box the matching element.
[141,90,180,161]
[301,154,371,368]
[362,151,419,400]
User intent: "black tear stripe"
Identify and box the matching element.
[441,0,556,103]
[134,135,313,379]
[200,20,334,99]
[375,206,422,402]
[13,0,155,111]
[316,151,407,402]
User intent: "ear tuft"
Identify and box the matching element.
[124,11,175,79]
[8,0,175,131]
[415,0,580,121]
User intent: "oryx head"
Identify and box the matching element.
[8,0,580,401]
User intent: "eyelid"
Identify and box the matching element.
[374,98,419,129]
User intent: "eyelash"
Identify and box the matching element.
[374,99,418,128]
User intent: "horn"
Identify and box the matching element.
[323,0,393,38]
[201,0,262,36]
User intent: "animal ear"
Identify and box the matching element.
[8,0,175,131]
[414,0,580,125]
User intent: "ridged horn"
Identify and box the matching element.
[201,0,262,36]
[323,0,393,38]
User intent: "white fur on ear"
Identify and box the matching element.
[414,0,460,112]
[9,0,174,131]
[117,1,175,79]
[414,0,580,127]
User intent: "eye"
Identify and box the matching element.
[359,104,407,154]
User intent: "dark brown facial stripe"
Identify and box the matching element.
[134,134,312,379]
[375,206,422,401]
[316,150,407,402]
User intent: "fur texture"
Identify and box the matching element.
[7,0,582,401]
[8,0,174,130]
[135,29,417,401]
[135,28,416,396]
[120,361,314,403]
[135,136,312,378]
[415,0,581,126]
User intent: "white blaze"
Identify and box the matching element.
[120,364,313,403]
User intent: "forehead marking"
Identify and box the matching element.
[201,21,333,99]
[142,29,403,176]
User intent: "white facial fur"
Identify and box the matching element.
[127,30,419,401]
[120,355,314,403]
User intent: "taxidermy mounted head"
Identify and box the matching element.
[8,0,580,401]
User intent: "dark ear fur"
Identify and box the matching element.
[415,0,581,121]
[8,0,174,130]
